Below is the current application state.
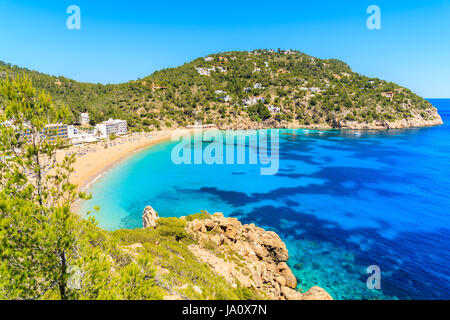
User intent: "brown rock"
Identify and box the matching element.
[277,262,290,271]
[281,286,303,300]
[280,268,297,289]
[191,219,205,232]
[259,231,289,262]
[142,206,159,228]
[301,286,333,300]
[275,276,286,286]
[185,211,333,300]
[204,219,215,231]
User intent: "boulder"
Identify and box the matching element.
[301,286,333,300]
[281,286,303,300]
[185,212,332,300]
[277,262,297,288]
[281,269,297,289]
[275,276,286,286]
[142,205,159,228]
[204,219,215,231]
[259,231,289,262]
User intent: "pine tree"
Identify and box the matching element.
[0,75,90,299]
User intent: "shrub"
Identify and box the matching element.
[185,211,211,222]
[156,218,190,242]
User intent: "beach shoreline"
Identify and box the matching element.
[66,121,444,196]
[66,129,201,213]
[60,129,197,197]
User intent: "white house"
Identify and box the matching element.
[67,125,76,138]
[216,66,227,73]
[195,67,215,76]
[80,112,90,125]
[268,105,281,114]
[0,120,13,127]
[243,96,265,107]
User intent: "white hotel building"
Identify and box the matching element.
[95,118,127,139]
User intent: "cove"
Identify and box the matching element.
[80,99,450,300]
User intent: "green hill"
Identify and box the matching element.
[0,49,442,130]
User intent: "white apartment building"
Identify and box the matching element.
[67,125,99,144]
[95,118,127,139]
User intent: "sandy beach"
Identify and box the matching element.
[57,129,191,191]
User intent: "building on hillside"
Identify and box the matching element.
[195,67,216,76]
[243,96,265,107]
[299,87,322,93]
[381,92,395,98]
[0,120,13,127]
[80,112,90,125]
[268,105,281,114]
[95,118,127,139]
[216,66,227,73]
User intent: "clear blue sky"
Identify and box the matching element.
[0,0,449,97]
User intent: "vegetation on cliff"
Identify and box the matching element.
[0,49,442,131]
[0,75,261,300]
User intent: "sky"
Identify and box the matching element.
[0,0,449,97]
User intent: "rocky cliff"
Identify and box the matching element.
[143,206,332,300]
[217,109,443,131]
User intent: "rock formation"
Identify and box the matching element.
[301,286,333,300]
[185,212,333,300]
[142,205,159,228]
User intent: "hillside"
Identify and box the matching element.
[2,207,330,300]
[0,49,443,130]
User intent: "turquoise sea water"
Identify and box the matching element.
[81,99,450,300]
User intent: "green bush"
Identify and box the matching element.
[156,217,190,242]
[185,211,211,222]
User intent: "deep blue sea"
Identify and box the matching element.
[81,99,450,300]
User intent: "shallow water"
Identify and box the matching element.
[81,99,450,300]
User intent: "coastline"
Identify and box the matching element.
[67,117,444,213]
[67,118,444,196]
[61,129,194,198]
[215,113,444,131]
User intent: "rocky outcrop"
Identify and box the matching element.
[337,112,443,130]
[301,286,333,300]
[186,212,332,300]
[142,206,159,228]
[218,106,443,131]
